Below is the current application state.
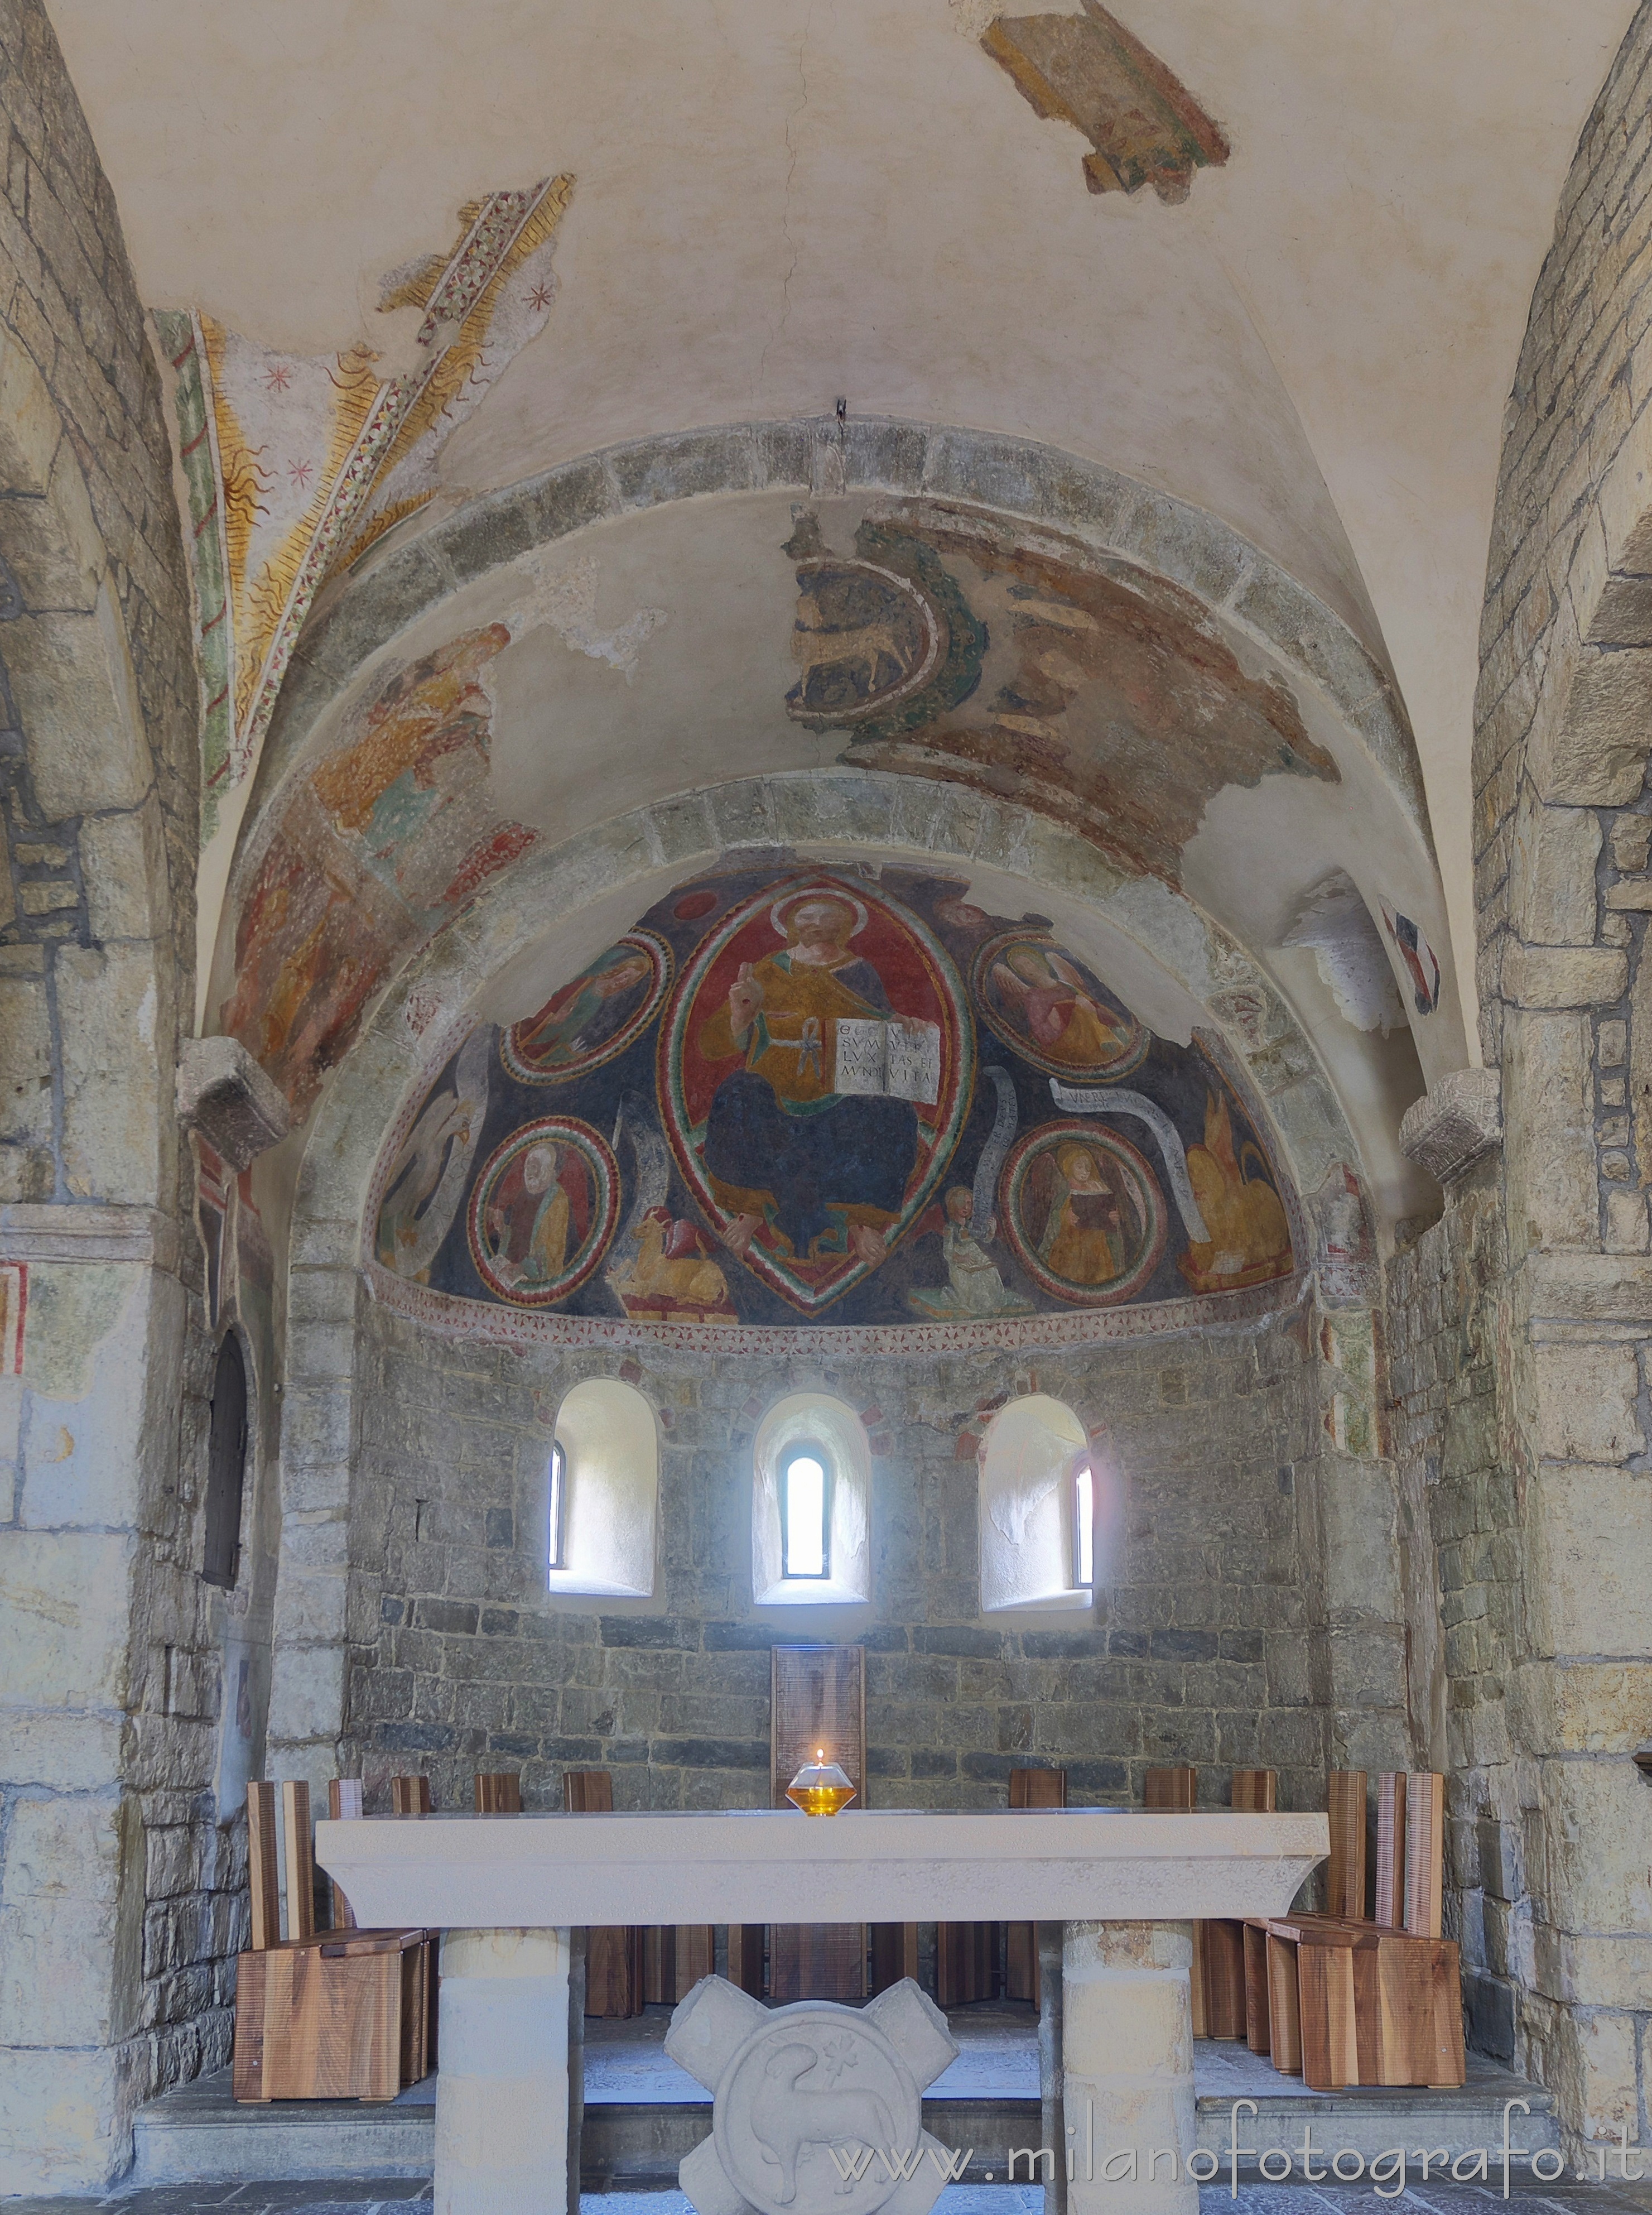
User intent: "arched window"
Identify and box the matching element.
[753,1394,870,1606]
[202,1333,248,1589]
[978,1395,1095,1613]
[548,1380,658,1597]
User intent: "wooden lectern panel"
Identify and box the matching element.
[246,1782,281,1951]
[281,1780,316,1942]
[770,1644,866,1805]
[1375,1772,1407,1928]
[1326,1771,1367,1919]
[1144,1766,1197,1809]
[1231,1769,1277,1811]
[563,1770,644,2016]
[1403,1772,1444,1939]
[644,1923,716,2004]
[474,1772,523,1813]
[1005,1767,1067,2004]
[390,1775,432,1815]
[770,1645,867,2001]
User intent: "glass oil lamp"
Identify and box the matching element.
[786,1746,856,1815]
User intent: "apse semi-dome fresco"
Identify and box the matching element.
[369,862,1301,1350]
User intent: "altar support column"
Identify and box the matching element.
[1062,1920,1197,2215]
[436,1927,583,2215]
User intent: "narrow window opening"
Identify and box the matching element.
[1071,1456,1095,1589]
[780,1444,831,1580]
[202,1334,248,1589]
[547,1438,568,1574]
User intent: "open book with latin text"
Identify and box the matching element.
[833,1017,942,1105]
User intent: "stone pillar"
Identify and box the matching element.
[435,1927,581,2215]
[1062,1920,1196,2215]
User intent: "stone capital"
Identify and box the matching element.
[177,1035,290,1169]
[1398,1067,1502,1184]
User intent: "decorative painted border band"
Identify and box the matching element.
[363,1251,1301,1357]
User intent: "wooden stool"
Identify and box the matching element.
[233,1781,432,2103]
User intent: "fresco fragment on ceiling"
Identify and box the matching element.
[981,3,1230,203]
[368,859,1301,1351]
[157,175,574,852]
[791,507,1337,883]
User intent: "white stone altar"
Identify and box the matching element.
[317,1806,1327,2215]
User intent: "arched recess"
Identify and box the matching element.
[548,1377,659,1598]
[215,412,1462,1185]
[263,768,1376,1786]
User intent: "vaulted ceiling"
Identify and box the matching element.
[45,0,1637,1236]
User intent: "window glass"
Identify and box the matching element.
[547,1439,567,1571]
[781,1447,830,1578]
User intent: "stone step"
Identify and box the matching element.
[130,2048,1559,2190]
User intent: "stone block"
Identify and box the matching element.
[175,1035,290,1168]
[0,2044,123,2194]
[1531,1344,1643,1462]
[1464,1969,1516,2063]
[265,1642,345,1747]
[1501,941,1627,1006]
[0,1709,123,1791]
[1531,648,1652,804]
[1510,795,1602,943]
[11,582,150,820]
[55,943,165,1205]
[0,976,51,1149]
[1502,1011,1596,1250]
[0,441,102,612]
[76,797,165,944]
[1398,1068,1501,1183]
[1319,1453,1401,1619]
[1528,1464,1652,1657]
[1548,2003,1641,2140]
[0,1530,134,1709]
[0,325,61,497]
[1540,1758,1652,1938]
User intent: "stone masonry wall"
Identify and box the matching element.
[0,0,217,2190]
[1466,0,1652,2154]
[343,1296,1338,1824]
[1384,1161,1521,2062]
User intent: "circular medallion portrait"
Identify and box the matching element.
[786,557,945,727]
[500,930,671,1084]
[711,2004,922,2215]
[971,931,1148,1083]
[466,1117,620,1306]
[999,1121,1167,1305]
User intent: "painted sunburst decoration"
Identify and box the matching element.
[158,175,575,857]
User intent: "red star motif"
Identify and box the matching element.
[264,363,293,393]
[526,282,554,313]
[287,458,314,491]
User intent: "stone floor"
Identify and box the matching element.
[6,2181,1652,2213]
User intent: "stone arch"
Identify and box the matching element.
[265,769,1367,1784]
[1456,5,1652,2141]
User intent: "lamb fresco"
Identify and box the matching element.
[369,859,1300,1339]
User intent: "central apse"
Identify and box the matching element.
[369,858,1301,1347]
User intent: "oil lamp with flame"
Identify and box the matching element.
[786,1746,856,1815]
